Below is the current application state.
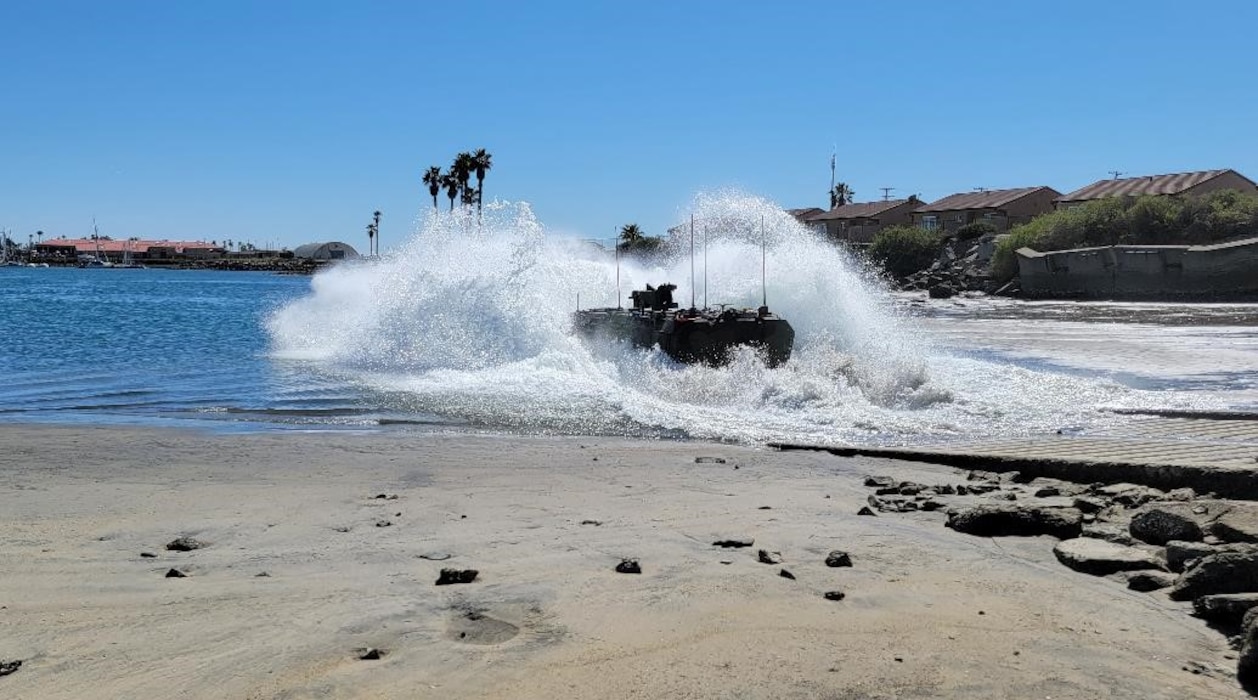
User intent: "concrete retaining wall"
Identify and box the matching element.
[1016,236,1258,299]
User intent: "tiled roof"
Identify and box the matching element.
[914,187,1059,213]
[1055,169,1250,202]
[808,199,910,221]
[786,207,825,220]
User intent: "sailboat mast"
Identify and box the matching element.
[689,214,695,309]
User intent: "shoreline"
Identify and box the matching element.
[0,424,1241,698]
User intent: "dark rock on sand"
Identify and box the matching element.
[857,506,877,516]
[359,648,384,660]
[1130,507,1204,546]
[864,476,896,488]
[1053,538,1162,576]
[946,504,1083,539]
[823,590,846,601]
[165,568,187,578]
[615,559,641,574]
[579,520,603,526]
[779,569,796,580]
[1127,571,1177,592]
[757,549,782,565]
[435,568,479,585]
[694,456,726,464]
[825,551,852,568]
[0,660,20,677]
[139,552,157,558]
[165,536,205,552]
[1170,552,1258,601]
[1193,593,1258,625]
[713,538,754,548]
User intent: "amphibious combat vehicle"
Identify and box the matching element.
[572,283,794,367]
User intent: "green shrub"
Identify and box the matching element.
[989,189,1258,283]
[868,225,943,278]
[956,221,998,240]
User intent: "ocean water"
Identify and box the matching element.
[3,195,1256,443]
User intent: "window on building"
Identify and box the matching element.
[921,215,938,231]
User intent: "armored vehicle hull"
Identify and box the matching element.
[573,284,794,368]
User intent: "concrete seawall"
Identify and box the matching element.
[1016,236,1258,299]
[773,413,1258,500]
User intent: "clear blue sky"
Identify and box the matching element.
[2,0,1255,250]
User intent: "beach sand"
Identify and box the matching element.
[0,425,1240,698]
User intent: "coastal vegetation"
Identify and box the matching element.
[867,225,943,278]
[829,182,854,208]
[617,223,664,257]
[991,189,1258,282]
[422,149,493,213]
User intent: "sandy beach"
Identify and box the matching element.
[0,425,1241,698]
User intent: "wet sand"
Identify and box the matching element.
[0,425,1241,698]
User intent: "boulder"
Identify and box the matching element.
[1165,541,1219,573]
[1210,503,1258,544]
[1094,483,1162,508]
[1240,609,1258,688]
[1081,522,1137,546]
[1193,593,1258,625]
[1170,552,1258,601]
[615,559,642,574]
[1072,496,1109,514]
[1052,538,1163,576]
[946,505,1082,539]
[1126,571,1176,592]
[1129,506,1204,545]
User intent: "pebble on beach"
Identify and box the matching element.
[165,537,205,552]
[615,559,641,574]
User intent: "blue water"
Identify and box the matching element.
[2,200,1253,443]
[0,267,404,431]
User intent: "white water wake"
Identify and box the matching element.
[267,192,1174,444]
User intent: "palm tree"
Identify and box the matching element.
[471,148,492,215]
[372,211,381,256]
[422,167,443,210]
[830,183,855,208]
[618,223,645,250]
[453,152,475,205]
[442,173,460,211]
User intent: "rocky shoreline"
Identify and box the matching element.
[858,468,1258,691]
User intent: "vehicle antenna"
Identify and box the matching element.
[703,225,708,309]
[761,215,767,308]
[689,213,696,309]
[615,228,621,309]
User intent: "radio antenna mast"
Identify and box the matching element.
[761,215,767,308]
[614,229,621,309]
[689,214,696,309]
[703,225,708,309]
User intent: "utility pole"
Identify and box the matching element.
[829,147,836,207]
[879,187,894,201]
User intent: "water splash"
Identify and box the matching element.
[267,192,1156,444]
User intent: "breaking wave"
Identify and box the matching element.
[266,192,1156,444]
